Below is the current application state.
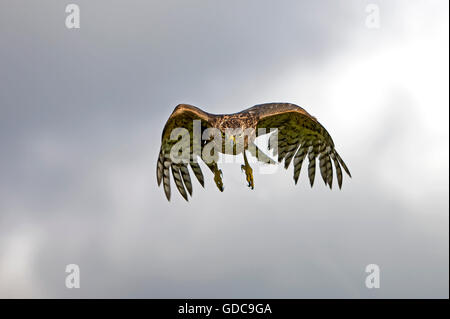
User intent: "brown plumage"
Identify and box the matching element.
[156,103,351,201]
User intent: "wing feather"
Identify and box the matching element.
[319,151,328,186]
[179,163,193,196]
[255,103,350,188]
[189,159,205,187]
[325,151,333,189]
[330,151,343,189]
[162,159,171,201]
[171,164,188,201]
[293,143,309,184]
[157,149,164,186]
[335,151,351,178]
[284,143,299,169]
[308,145,318,187]
[156,104,212,201]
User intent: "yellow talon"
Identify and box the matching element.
[241,164,254,190]
[214,169,224,192]
[241,151,254,190]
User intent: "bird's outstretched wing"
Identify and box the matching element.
[156,104,212,201]
[254,103,351,188]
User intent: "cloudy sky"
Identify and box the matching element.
[0,0,448,298]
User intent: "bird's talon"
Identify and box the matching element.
[242,163,254,189]
[214,169,224,192]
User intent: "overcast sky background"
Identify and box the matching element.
[0,0,448,298]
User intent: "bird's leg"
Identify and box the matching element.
[241,151,254,189]
[207,161,224,192]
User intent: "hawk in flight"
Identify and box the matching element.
[156,103,351,201]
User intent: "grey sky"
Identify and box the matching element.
[0,0,448,298]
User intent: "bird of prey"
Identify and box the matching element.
[156,103,351,201]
